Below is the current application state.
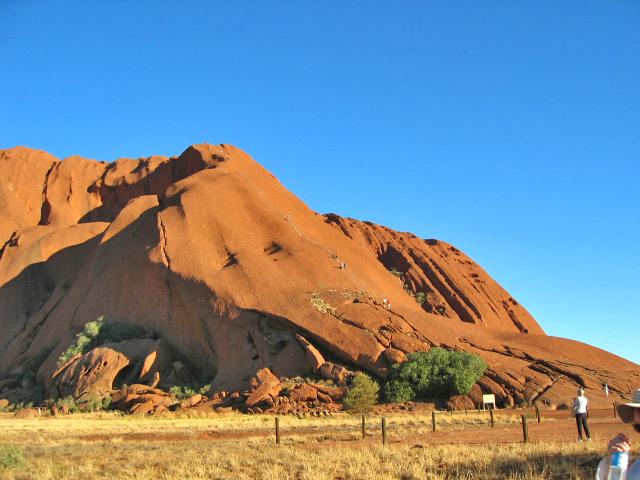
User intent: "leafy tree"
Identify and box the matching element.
[383,379,414,403]
[343,373,379,413]
[384,348,486,402]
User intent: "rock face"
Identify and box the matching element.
[0,144,638,408]
[52,347,130,401]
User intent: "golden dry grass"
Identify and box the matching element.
[0,411,635,479]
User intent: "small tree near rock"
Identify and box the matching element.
[343,373,379,413]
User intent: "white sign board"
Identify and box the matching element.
[482,394,496,409]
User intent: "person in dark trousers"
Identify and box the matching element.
[573,387,591,442]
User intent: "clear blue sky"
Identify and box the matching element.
[1,1,638,364]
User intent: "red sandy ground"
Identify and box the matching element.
[78,409,634,447]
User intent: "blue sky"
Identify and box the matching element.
[1,1,638,363]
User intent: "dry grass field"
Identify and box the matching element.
[0,409,637,479]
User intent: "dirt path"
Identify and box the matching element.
[78,413,635,447]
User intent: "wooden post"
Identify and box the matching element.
[613,402,617,419]
[432,411,437,432]
[381,417,387,445]
[361,414,366,439]
[535,406,541,424]
[521,414,529,443]
[489,407,495,428]
[275,417,281,444]
[464,406,467,416]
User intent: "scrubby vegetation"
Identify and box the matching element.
[310,293,336,314]
[343,373,379,413]
[384,348,486,402]
[57,316,153,367]
[388,268,404,278]
[0,445,26,471]
[169,384,211,400]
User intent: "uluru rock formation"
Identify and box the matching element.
[0,144,638,409]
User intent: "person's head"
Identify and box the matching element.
[578,387,584,397]
[617,389,640,433]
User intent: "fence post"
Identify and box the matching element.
[432,411,437,432]
[489,407,495,428]
[275,416,281,444]
[361,414,366,439]
[535,406,541,424]
[381,417,387,445]
[521,414,529,443]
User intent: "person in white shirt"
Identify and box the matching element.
[596,388,640,479]
[572,387,591,442]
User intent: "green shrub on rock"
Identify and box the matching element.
[384,348,486,402]
[57,316,153,367]
[343,373,379,413]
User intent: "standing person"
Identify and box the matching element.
[604,383,610,398]
[596,388,640,479]
[573,387,591,442]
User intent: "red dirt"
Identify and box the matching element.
[75,410,634,447]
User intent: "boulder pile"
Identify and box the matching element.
[110,384,179,415]
[192,368,348,416]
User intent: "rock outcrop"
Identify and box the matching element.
[0,144,637,409]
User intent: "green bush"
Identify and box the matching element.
[0,445,26,470]
[384,348,486,402]
[57,316,153,367]
[169,385,197,400]
[383,380,414,403]
[54,396,80,413]
[94,321,151,346]
[83,395,112,412]
[414,292,426,305]
[11,402,33,412]
[343,373,379,413]
[169,382,211,400]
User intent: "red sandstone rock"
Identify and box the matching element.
[295,335,325,371]
[384,347,408,365]
[149,371,160,389]
[308,383,348,401]
[52,348,130,401]
[139,350,157,379]
[14,408,39,418]
[130,400,155,415]
[317,392,332,404]
[318,362,351,385]
[446,395,475,411]
[467,383,484,407]
[288,384,318,403]
[245,368,281,408]
[180,394,202,409]
[0,144,637,409]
